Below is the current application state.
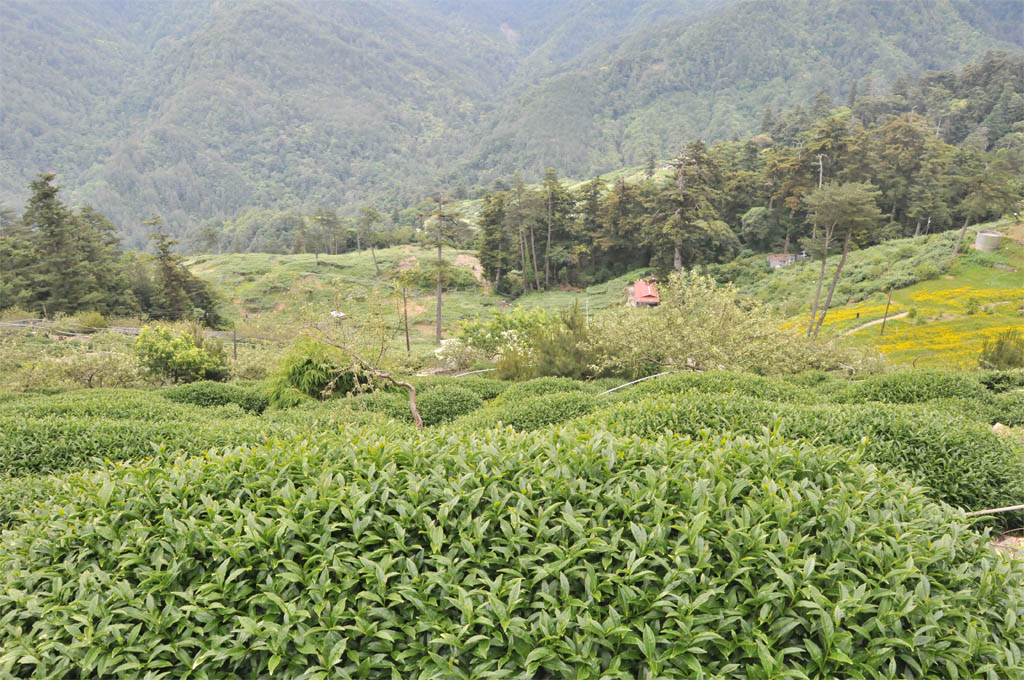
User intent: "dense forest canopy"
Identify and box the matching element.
[469,52,1024,295]
[1,0,1021,245]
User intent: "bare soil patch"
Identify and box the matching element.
[454,253,484,283]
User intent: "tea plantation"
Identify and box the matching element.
[1,369,1023,677]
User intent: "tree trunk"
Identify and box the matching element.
[812,230,851,340]
[403,286,410,354]
[545,193,553,288]
[807,229,832,337]
[370,246,380,276]
[783,232,790,255]
[435,241,443,344]
[913,218,921,239]
[519,227,529,292]
[529,226,541,291]
[952,215,970,257]
[356,233,361,251]
[673,241,683,271]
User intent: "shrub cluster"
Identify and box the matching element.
[1,427,1021,678]
[625,370,818,403]
[579,392,1024,520]
[0,414,271,478]
[162,381,270,414]
[833,370,991,404]
[492,376,591,405]
[460,391,598,431]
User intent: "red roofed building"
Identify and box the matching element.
[631,280,660,307]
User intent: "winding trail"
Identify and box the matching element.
[841,312,909,336]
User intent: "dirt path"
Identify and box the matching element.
[841,312,909,336]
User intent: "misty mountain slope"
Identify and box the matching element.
[467,0,1024,181]
[1,0,1020,244]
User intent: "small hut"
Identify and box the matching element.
[627,280,660,307]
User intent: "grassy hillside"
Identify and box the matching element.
[188,219,1022,368]
[186,246,648,357]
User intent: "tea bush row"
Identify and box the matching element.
[346,385,484,427]
[577,393,1024,519]
[0,389,245,423]
[0,415,276,478]
[2,426,1020,678]
[624,370,820,404]
[454,391,598,431]
[161,381,270,414]
[832,370,992,405]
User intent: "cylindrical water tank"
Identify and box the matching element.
[976,230,1002,252]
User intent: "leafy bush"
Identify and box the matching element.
[463,391,597,431]
[348,385,483,427]
[913,261,940,281]
[268,339,366,406]
[625,370,818,403]
[0,389,238,422]
[417,385,483,426]
[0,414,272,478]
[833,369,990,404]
[133,325,228,383]
[580,393,1024,520]
[452,376,508,400]
[1,427,1021,678]
[588,271,883,378]
[162,381,270,414]
[976,369,1024,392]
[492,376,591,405]
[6,349,146,390]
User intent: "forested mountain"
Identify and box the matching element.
[1,0,1021,246]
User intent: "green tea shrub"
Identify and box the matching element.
[992,391,1024,426]
[0,415,275,478]
[1,428,1021,678]
[453,376,508,400]
[407,375,508,401]
[463,391,597,431]
[834,370,989,404]
[581,393,1024,518]
[976,368,1024,392]
[0,389,241,422]
[162,381,270,413]
[416,385,483,426]
[493,376,590,405]
[350,386,483,426]
[626,371,816,403]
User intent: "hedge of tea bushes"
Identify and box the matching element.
[490,376,593,405]
[0,415,277,478]
[831,369,993,405]
[623,370,820,404]
[407,375,509,401]
[576,393,1024,520]
[345,385,484,427]
[0,389,247,422]
[453,391,599,431]
[160,380,270,413]
[1,426,1021,678]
